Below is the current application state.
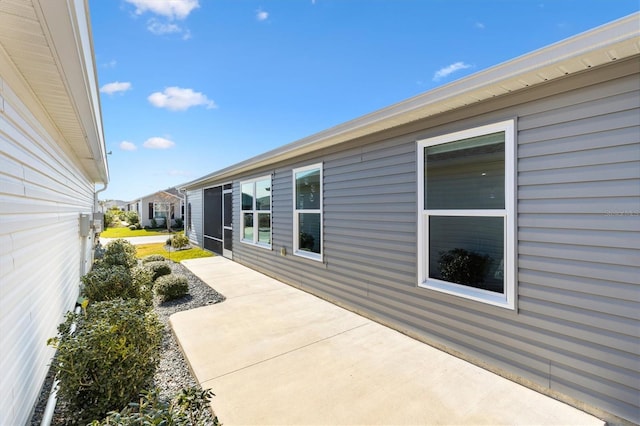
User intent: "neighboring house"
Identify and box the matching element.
[127,187,184,228]
[180,14,640,425]
[101,199,128,212]
[0,1,108,425]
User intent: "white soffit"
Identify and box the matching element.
[0,0,108,183]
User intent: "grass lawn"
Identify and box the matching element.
[135,243,214,262]
[100,227,175,238]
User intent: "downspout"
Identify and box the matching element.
[41,184,109,425]
[94,182,108,213]
[40,306,82,426]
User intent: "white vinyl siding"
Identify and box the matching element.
[0,72,95,426]
[417,120,516,309]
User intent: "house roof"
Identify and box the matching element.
[180,12,639,190]
[128,187,183,204]
[0,0,108,183]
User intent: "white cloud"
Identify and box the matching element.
[119,141,137,151]
[432,62,472,82]
[147,18,182,35]
[143,137,175,149]
[256,9,269,21]
[148,87,216,111]
[474,22,485,30]
[125,0,199,20]
[100,81,132,95]
[102,59,117,68]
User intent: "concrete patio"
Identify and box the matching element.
[170,256,604,425]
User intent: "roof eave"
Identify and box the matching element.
[180,12,640,190]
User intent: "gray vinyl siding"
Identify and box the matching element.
[186,188,203,246]
[0,74,96,425]
[192,58,639,424]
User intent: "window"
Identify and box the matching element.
[153,202,170,224]
[417,120,515,309]
[240,176,271,248]
[293,164,323,261]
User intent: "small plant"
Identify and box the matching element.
[128,224,137,230]
[171,233,190,249]
[146,260,172,281]
[81,265,138,302]
[91,387,218,425]
[174,218,184,228]
[150,218,158,229]
[103,239,137,269]
[155,274,189,302]
[438,248,492,286]
[48,299,163,424]
[142,254,167,264]
[166,236,173,246]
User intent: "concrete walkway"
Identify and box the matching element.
[100,235,169,245]
[171,257,604,426]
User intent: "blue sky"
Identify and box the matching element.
[90,0,639,201]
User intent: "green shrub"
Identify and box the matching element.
[166,236,173,246]
[125,210,139,226]
[438,248,491,286]
[103,239,137,269]
[150,218,158,229]
[142,254,167,264]
[146,261,172,281]
[155,274,189,302]
[171,233,190,249]
[104,210,115,229]
[128,224,137,230]
[174,218,184,228]
[130,265,154,304]
[91,387,218,426]
[48,299,163,424]
[81,265,138,302]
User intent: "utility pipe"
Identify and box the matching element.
[40,305,82,426]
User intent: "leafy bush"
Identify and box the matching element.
[103,239,137,269]
[150,218,158,229]
[125,210,139,225]
[174,218,184,228]
[146,261,172,281]
[171,233,190,249]
[104,210,115,229]
[130,265,154,303]
[438,248,491,286]
[48,299,163,424]
[166,236,173,246]
[91,387,218,426]
[155,274,189,302]
[81,265,138,302]
[128,224,137,230]
[142,254,167,264]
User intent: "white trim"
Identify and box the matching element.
[292,163,323,261]
[240,175,272,249]
[417,119,516,309]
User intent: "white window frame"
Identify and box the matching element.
[240,175,272,249]
[293,163,323,261]
[417,120,516,309]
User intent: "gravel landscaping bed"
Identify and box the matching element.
[29,261,225,425]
